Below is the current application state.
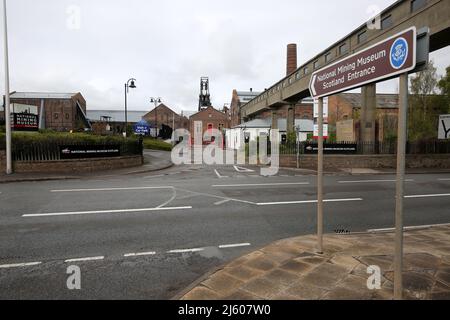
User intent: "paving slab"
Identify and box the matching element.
[180,225,450,300]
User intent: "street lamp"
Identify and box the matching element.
[3,0,12,174]
[150,97,162,138]
[124,78,137,137]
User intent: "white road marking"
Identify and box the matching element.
[167,248,204,254]
[214,199,231,206]
[22,206,192,218]
[438,178,450,181]
[338,179,414,184]
[212,182,309,188]
[405,193,450,199]
[368,223,450,233]
[51,186,174,193]
[219,243,251,249]
[157,187,177,208]
[214,169,228,178]
[144,175,165,179]
[257,198,363,206]
[64,256,104,263]
[123,252,156,257]
[0,262,42,269]
[234,166,254,173]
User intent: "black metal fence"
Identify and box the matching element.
[277,140,450,155]
[10,140,142,162]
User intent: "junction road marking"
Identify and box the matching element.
[50,186,174,193]
[123,252,156,257]
[256,198,363,206]
[405,193,450,199]
[0,262,42,269]
[64,256,104,263]
[338,179,414,184]
[22,206,192,218]
[167,248,204,254]
[214,169,228,179]
[212,182,310,188]
[219,243,251,249]
[234,166,255,173]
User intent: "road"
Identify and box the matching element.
[0,162,449,299]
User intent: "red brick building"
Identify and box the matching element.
[189,106,230,141]
[230,89,261,127]
[3,92,91,132]
[142,103,189,131]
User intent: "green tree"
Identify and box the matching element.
[438,66,450,112]
[410,60,438,119]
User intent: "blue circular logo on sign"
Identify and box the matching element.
[390,37,408,69]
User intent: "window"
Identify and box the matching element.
[411,0,427,12]
[304,66,309,75]
[54,113,59,119]
[313,61,319,70]
[325,52,332,63]
[339,43,348,55]
[358,30,367,44]
[65,113,70,120]
[381,15,393,30]
[295,72,301,80]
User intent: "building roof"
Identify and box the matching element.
[338,93,399,109]
[9,92,79,100]
[233,118,313,132]
[86,110,147,123]
[236,91,261,103]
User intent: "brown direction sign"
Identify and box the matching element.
[309,27,417,98]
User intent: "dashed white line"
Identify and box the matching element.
[257,198,363,206]
[212,182,309,188]
[22,206,192,218]
[51,186,174,193]
[167,248,204,254]
[123,252,156,257]
[438,178,450,181]
[338,179,414,184]
[405,193,450,199]
[219,243,251,249]
[0,262,42,269]
[64,256,104,263]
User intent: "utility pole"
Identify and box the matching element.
[3,0,12,174]
[394,73,409,300]
[317,97,324,254]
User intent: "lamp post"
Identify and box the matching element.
[124,78,137,137]
[3,0,12,174]
[150,97,162,138]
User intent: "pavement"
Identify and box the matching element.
[0,162,449,299]
[181,225,450,300]
[0,149,173,184]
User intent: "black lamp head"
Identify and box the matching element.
[129,80,136,89]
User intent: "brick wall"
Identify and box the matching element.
[13,155,143,174]
[279,154,450,170]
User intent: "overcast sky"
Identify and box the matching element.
[1,0,450,112]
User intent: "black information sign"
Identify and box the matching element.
[60,145,121,159]
[304,143,357,155]
[11,113,39,131]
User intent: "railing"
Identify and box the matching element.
[11,140,142,162]
[276,140,450,155]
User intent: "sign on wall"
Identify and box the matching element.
[309,27,417,99]
[133,120,151,135]
[11,113,39,131]
[336,119,355,142]
[60,145,121,159]
[304,143,357,155]
[438,114,450,140]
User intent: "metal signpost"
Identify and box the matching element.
[310,27,419,299]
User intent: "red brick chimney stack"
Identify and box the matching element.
[286,43,297,76]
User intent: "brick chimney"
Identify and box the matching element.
[286,43,297,76]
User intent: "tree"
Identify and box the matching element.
[438,66,450,112]
[410,60,438,119]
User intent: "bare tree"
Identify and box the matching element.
[410,61,438,119]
